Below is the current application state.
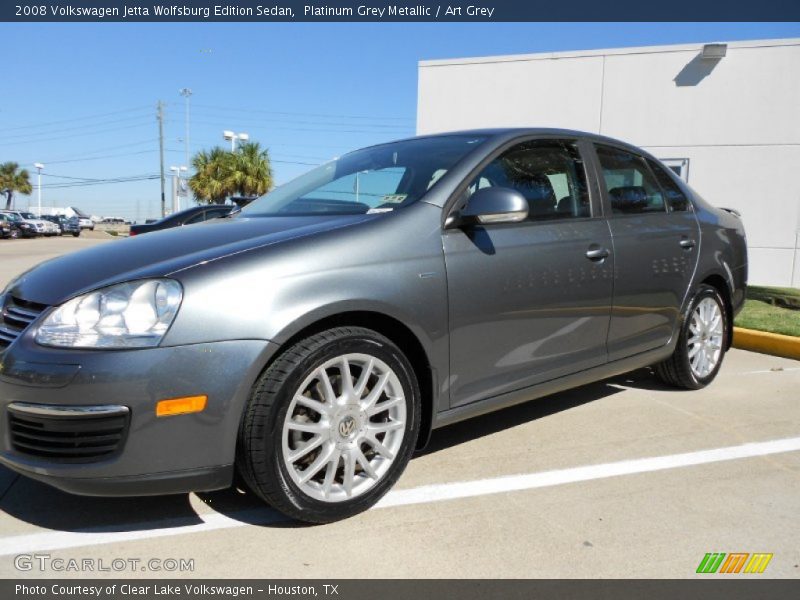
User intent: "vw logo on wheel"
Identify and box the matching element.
[338,416,356,438]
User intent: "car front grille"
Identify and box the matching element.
[0,296,48,349]
[7,404,130,462]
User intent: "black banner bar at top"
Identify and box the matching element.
[3,0,800,22]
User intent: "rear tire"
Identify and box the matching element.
[237,326,420,523]
[654,284,728,389]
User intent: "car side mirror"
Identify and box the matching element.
[453,187,528,227]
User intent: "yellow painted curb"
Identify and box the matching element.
[732,327,800,361]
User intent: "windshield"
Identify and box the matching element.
[20,212,36,219]
[242,135,486,217]
[2,213,20,222]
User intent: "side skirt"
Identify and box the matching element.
[432,343,675,430]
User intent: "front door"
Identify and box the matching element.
[444,139,614,408]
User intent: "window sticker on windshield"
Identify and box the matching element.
[380,194,407,204]
[367,207,394,214]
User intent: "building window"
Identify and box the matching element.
[658,158,690,182]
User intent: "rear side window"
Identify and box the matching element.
[647,159,691,212]
[205,208,231,220]
[467,140,590,221]
[184,212,206,225]
[595,145,666,215]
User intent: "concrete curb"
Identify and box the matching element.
[732,327,800,360]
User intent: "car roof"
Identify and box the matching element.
[350,127,649,158]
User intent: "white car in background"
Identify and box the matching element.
[77,217,94,230]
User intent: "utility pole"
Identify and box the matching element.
[157,101,166,218]
[179,88,192,168]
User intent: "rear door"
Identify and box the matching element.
[444,138,614,408]
[592,144,700,360]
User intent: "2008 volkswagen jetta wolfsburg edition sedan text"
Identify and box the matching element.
[0,129,747,523]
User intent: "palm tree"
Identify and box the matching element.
[0,162,33,210]
[228,142,273,198]
[189,142,273,204]
[189,147,232,203]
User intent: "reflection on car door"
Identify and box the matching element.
[592,144,700,360]
[443,139,614,408]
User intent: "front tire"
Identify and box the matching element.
[654,284,728,389]
[237,326,420,523]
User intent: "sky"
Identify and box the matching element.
[2,21,799,222]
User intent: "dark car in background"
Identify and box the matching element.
[0,129,747,524]
[40,215,81,237]
[0,211,37,238]
[129,205,233,236]
[0,215,16,239]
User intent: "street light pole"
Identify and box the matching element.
[170,166,188,214]
[34,163,44,215]
[223,130,249,152]
[179,88,192,168]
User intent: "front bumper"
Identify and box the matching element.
[0,336,278,496]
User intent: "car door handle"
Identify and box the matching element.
[585,246,610,261]
[679,238,696,249]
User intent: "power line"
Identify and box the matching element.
[0,121,161,147]
[41,174,161,189]
[188,118,412,135]
[191,108,413,130]
[20,139,158,164]
[0,113,156,142]
[192,103,413,122]
[0,105,152,134]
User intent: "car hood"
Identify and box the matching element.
[10,214,375,306]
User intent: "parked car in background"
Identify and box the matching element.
[129,205,233,236]
[0,215,16,239]
[77,217,95,231]
[0,211,44,237]
[0,130,747,524]
[41,215,81,237]
[19,212,59,236]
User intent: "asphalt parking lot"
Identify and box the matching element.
[0,236,798,579]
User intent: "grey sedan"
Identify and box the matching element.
[0,129,747,523]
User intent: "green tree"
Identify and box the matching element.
[189,147,232,203]
[0,162,33,210]
[189,142,273,204]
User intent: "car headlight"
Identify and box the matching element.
[35,279,183,349]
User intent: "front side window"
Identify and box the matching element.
[243,135,487,217]
[595,145,666,215]
[647,159,691,212]
[466,140,590,221]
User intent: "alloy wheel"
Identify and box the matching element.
[687,297,724,378]
[281,353,406,503]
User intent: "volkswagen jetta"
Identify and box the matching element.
[0,129,747,522]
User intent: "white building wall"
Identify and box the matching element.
[417,39,800,287]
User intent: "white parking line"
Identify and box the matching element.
[741,367,800,375]
[1,436,799,556]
